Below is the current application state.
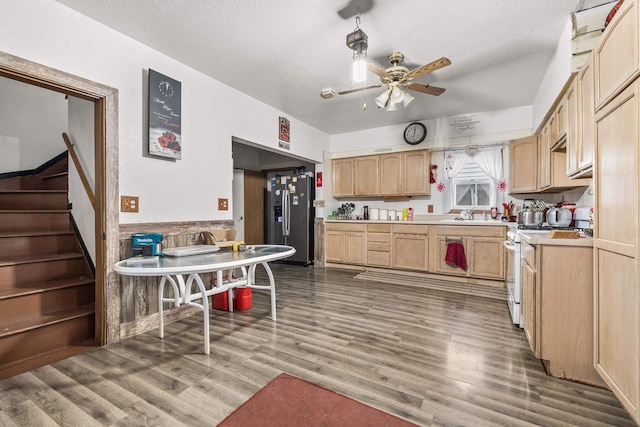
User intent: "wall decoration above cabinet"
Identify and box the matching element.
[332,149,430,198]
[403,122,427,145]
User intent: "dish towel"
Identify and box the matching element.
[445,242,467,271]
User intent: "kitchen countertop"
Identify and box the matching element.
[519,231,593,247]
[324,219,511,227]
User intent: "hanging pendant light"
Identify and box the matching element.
[346,10,368,85]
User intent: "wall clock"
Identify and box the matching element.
[403,122,427,145]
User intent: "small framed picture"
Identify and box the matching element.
[148,69,182,159]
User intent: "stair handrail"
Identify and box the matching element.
[62,132,95,208]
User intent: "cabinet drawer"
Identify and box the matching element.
[367,241,390,251]
[594,0,639,110]
[367,232,390,243]
[367,223,391,233]
[436,225,505,237]
[367,250,390,267]
[325,222,365,232]
[522,241,535,268]
[392,224,429,235]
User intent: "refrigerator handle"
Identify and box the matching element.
[284,190,291,236]
[281,189,287,236]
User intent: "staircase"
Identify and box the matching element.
[0,153,96,378]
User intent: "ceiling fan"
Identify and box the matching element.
[338,52,451,108]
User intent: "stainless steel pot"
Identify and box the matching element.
[546,207,572,227]
[518,211,544,226]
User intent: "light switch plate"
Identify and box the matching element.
[121,196,139,213]
[218,198,229,211]
[428,204,434,213]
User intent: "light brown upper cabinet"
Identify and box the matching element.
[509,135,538,193]
[538,122,552,190]
[332,158,355,198]
[354,155,379,196]
[402,150,430,196]
[594,0,639,111]
[577,53,595,176]
[554,93,568,146]
[379,153,403,196]
[332,149,431,198]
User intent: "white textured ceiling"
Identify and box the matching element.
[54,0,605,135]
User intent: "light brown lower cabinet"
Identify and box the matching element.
[521,241,605,387]
[392,224,429,271]
[325,223,365,265]
[366,224,391,267]
[434,226,505,280]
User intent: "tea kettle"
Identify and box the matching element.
[546,206,572,227]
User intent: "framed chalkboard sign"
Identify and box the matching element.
[148,69,182,159]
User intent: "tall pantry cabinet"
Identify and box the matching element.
[593,0,640,422]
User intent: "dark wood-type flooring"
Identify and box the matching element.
[0,265,634,426]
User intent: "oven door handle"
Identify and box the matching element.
[503,240,517,251]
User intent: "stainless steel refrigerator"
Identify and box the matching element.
[266,174,314,265]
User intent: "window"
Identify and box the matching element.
[452,160,493,210]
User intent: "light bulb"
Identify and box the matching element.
[402,91,415,107]
[352,51,367,84]
[390,87,404,103]
[375,90,391,108]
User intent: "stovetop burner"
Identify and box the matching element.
[517,224,580,231]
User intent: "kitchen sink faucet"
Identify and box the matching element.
[461,208,474,220]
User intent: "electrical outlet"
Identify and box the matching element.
[121,196,139,213]
[218,198,229,211]
[428,204,434,213]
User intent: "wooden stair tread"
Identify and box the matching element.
[0,209,70,213]
[0,304,95,338]
[42,172,68,179]
[0,230,74,239]
[0,190,67,194]
[0,252,84,266]
[0,276,95,301]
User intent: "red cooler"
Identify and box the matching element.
[234,287,252,310]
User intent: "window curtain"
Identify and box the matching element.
[472,147,503,207]
[444,151,469,211]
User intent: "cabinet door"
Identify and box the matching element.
[468,237,505,280]
[509,136,538,193]
[332,158,354,198]
[566,78,580,176]
[521,258,536,355]
[344,232,365,265]
[538,123,551,190]
[402,150,430,195]
[594,80,639,421]
[392,234,428,271]
[594,0,638,110]
[379,153,403,196]
[354,155,379,196]
[325,231,344,263]
[578,53,595,172]
[555,94,567,144]
[434,236,467,276]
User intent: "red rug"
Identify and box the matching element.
[217,373,417,426]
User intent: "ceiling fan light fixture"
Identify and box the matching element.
[390,86,405,103]
[375,89,391,108]
[402,90,415,107]
[386,101,398,112]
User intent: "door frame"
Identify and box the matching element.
[0,50,120,345]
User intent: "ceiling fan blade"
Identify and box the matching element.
[405,57,451,80]
[368,63,391,79]
[407,83,446,96]
[338,84,382,95]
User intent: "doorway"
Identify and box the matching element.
[0,51,119,345]
[231,138,316,248]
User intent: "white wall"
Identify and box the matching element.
[0,77,67,172]
[0,1,330,224]
[531,18,573,131]
[67,96,96,262]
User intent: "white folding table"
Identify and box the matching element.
[113,245,295,354]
